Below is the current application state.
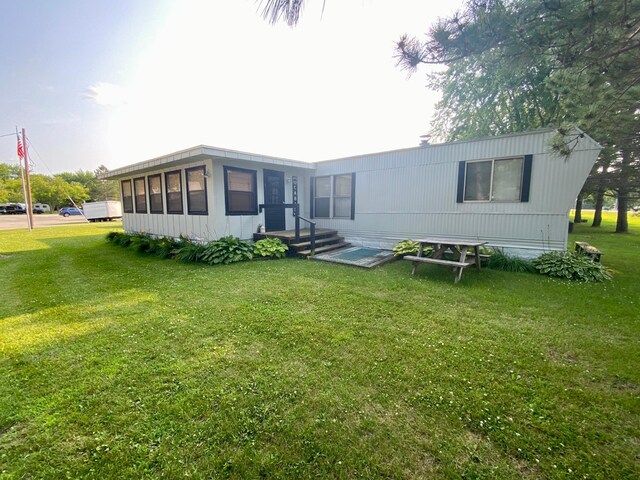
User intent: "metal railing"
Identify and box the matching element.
[258,202,317,255]
[294,212,316,254]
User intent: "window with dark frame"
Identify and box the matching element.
[333,174,352,218]
[121,180,133,213]
[314,176,331,218]
[312,173,354,219]
[463,157,524,202]
[223,166,257,215]
[133,177,147,213]
[185,166,208,215]
[148,174,163,214]
[165,170,183,214]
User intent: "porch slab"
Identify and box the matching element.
[311,246,398,269]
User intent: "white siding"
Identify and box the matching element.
[115,130,600,256]
[313,130,600,256]
[121,159,311,241]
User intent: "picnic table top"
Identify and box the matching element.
[414,238,487,247]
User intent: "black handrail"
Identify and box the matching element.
[294,213,316,254]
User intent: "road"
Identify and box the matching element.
[0,214,101,231]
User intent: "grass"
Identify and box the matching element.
[0,213,638,478]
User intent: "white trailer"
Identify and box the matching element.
[82,201,122,222]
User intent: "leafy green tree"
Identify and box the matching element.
[395,0,640,232]
[56,167,119,201]
[93,165,120,201]
[0,163,21,181]
[1,178,25,203]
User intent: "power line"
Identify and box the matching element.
[25,135,89,222]
[0,132,18,138]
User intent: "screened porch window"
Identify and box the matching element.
[148,174,163,214]
[464,157,524,202]
[133,177,147,213]
[121,180,133,213]
[165,170,183,214]
[224,166,257,215]
[185,166,208,215]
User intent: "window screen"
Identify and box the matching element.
[186,166,207,215]
[134,177,147,213]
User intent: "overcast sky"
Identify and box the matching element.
[0,0,464,174]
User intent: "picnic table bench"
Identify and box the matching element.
[405,238,488,283]
[575,241,603,262]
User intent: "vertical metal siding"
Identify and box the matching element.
[119,159,311,241]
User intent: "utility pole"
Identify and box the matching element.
[22,128,34,230]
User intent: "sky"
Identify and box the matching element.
[0,0,465,174]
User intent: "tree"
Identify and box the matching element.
[55,167,118,201]
[395,0,640,232]
[93,165,120,201]
[259,0,313,26]
[0,163,21,181]
[0,163,92,211]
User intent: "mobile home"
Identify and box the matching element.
[102,129,601,257]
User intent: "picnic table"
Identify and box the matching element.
[404,238,488,283]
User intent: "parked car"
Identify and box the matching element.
[0,204,26,214]
[59,207,83,217]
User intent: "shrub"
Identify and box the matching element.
[201,236,254,265]
[152,237,180,259]
[253,238,288,259]
[106,231,120,242]
[113,232,133,247]
[533,251,612,282]
[172,238,206,263]
[129,233,154,253]
[392,240,421,256]
[487,251,536,273]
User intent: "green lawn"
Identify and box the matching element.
[1,213,638,479]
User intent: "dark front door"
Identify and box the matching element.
[263,169,286,232]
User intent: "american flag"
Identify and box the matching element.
[17,136,25,160]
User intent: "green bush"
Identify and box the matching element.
[152,237,181,259]
[487,251,536,273]
[107,232,255,266]
[201,236,254,265]
[253,237,288,259]
[105,231,120,242]
[129,233,154,253]
[172,238,206,263]
[111,231,133,247]
[533,251,612,282]
[392,240,421,256]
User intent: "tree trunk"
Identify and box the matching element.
[574,194,583,223]
[615,189,628,233]
[592,174,606,227]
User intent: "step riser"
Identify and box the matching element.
[297,242,351,257]
[253,230,338,245]
[289,236,344,251]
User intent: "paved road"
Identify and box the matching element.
[0,214,98,230]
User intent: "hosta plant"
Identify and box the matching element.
[392,240,421,256]
[253,237,288,259]
[201,236,254,265]
[533,251,612,282]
